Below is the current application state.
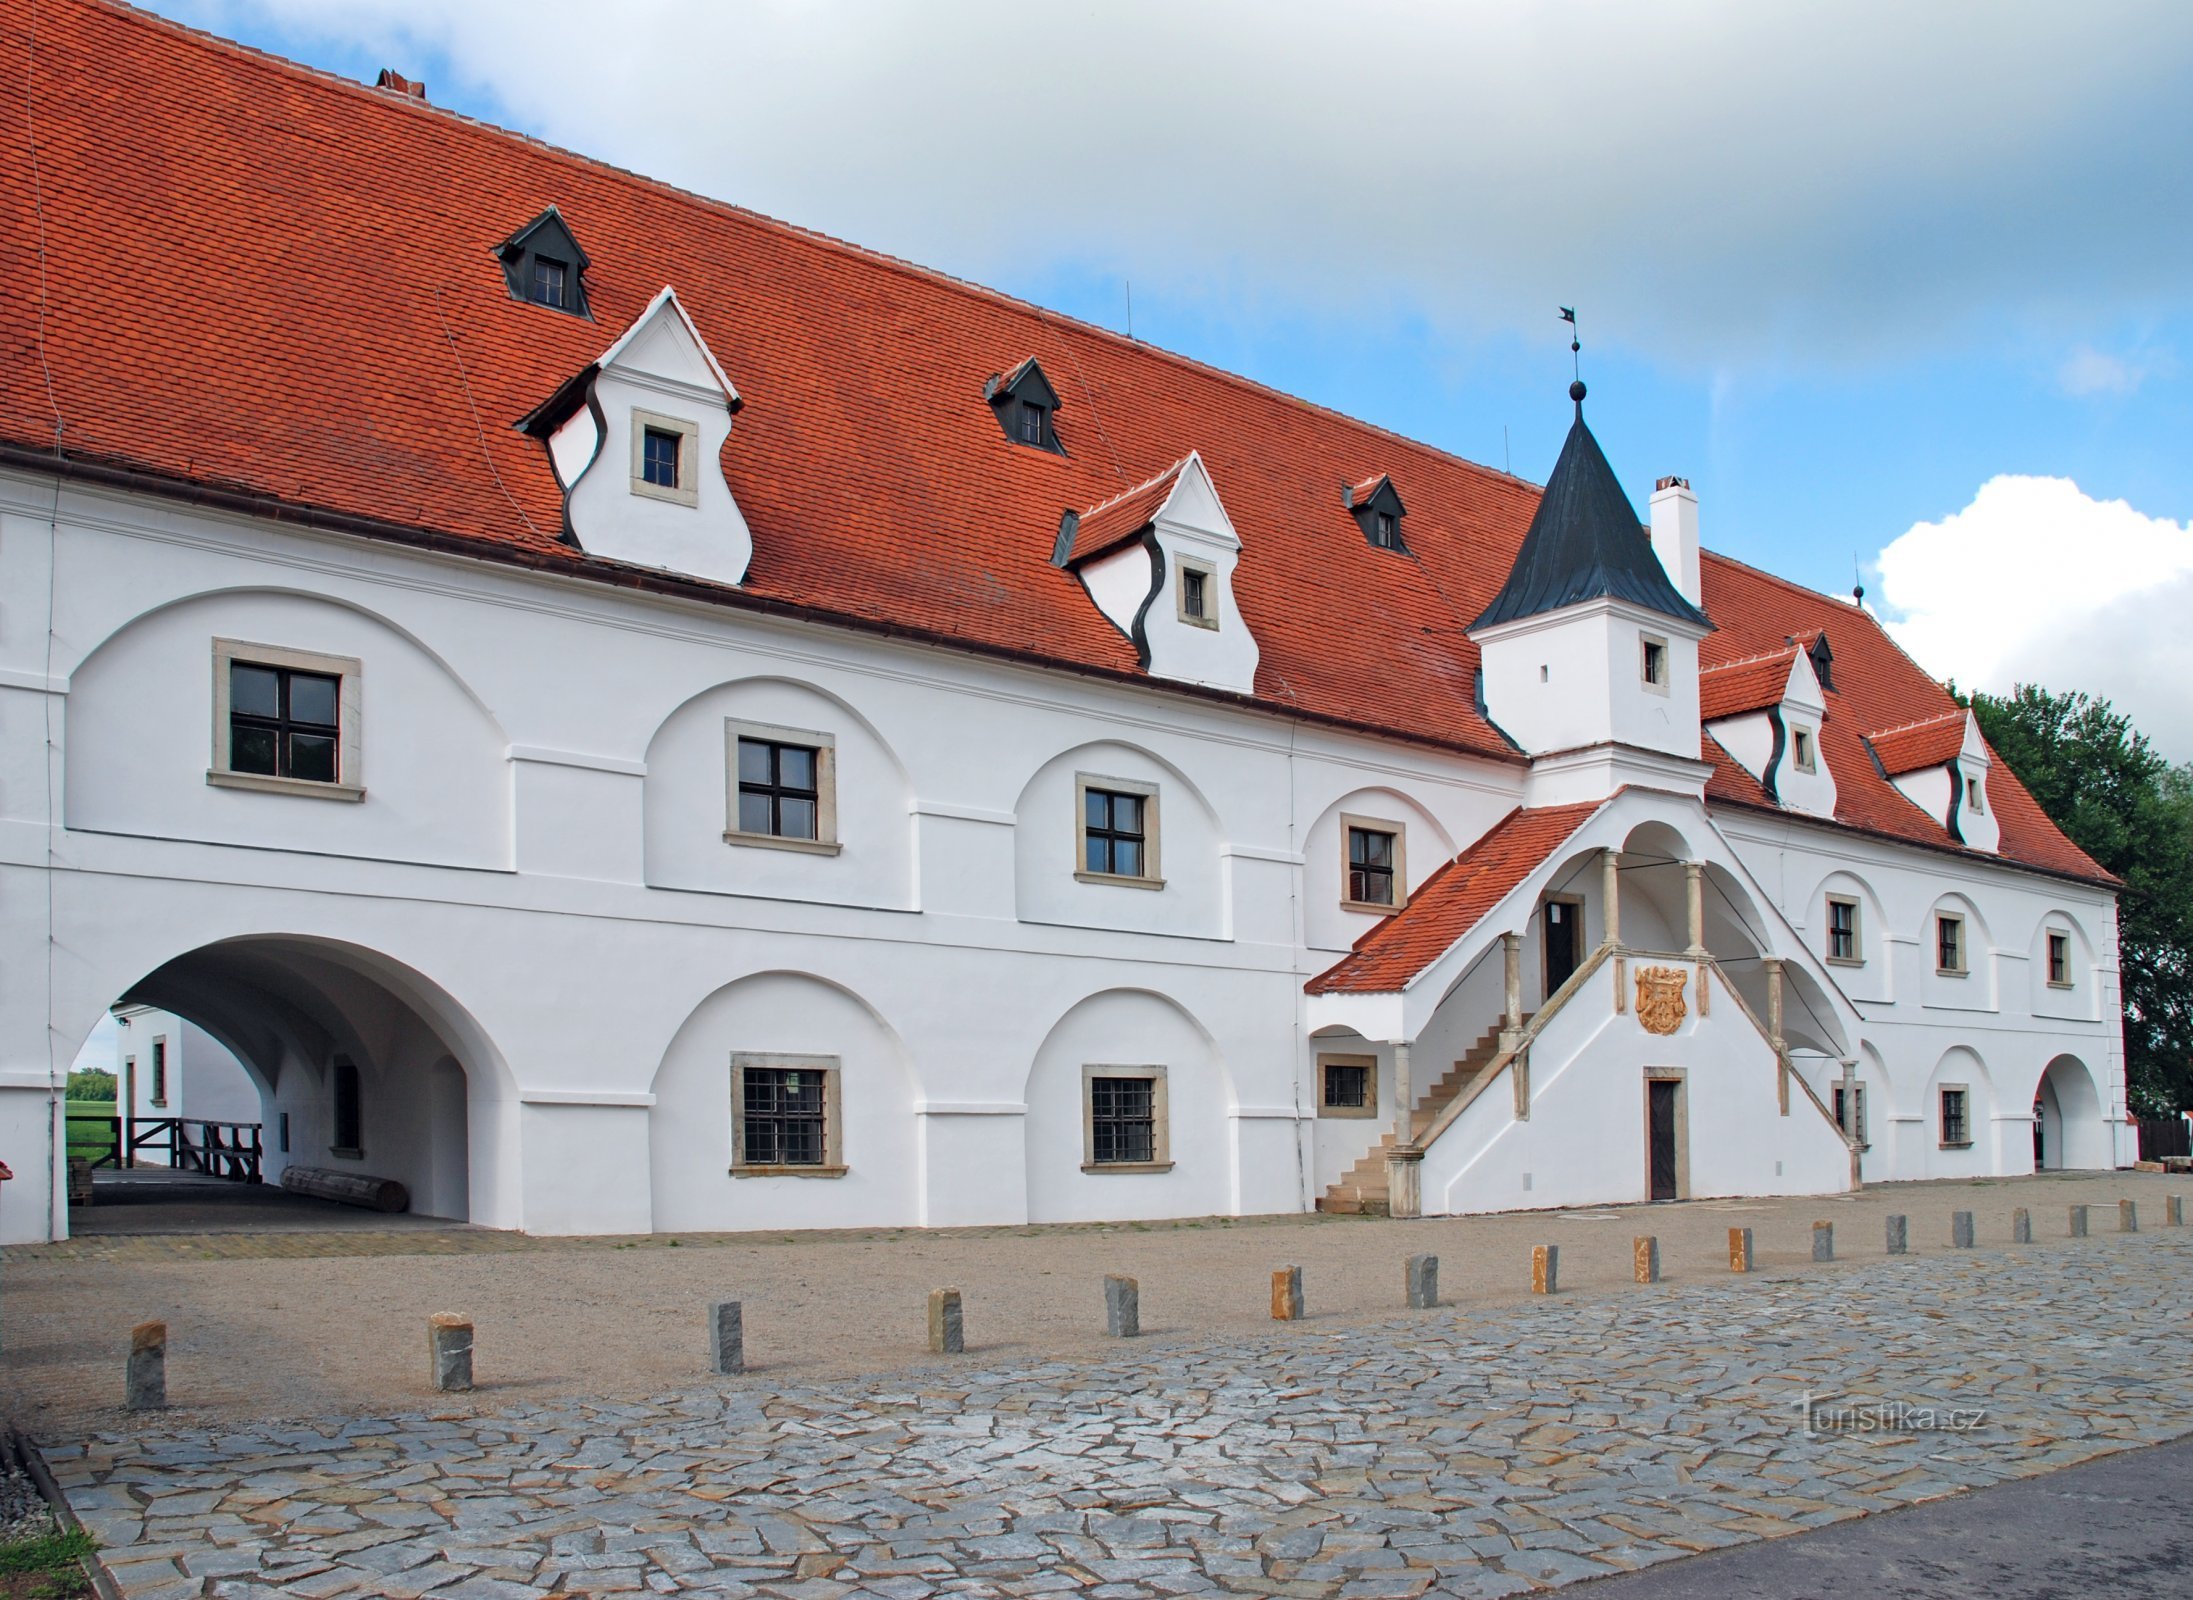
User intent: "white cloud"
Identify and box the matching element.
[1877,475,2193,758]
[2058,345,2140,396]
[154,0,2193,369]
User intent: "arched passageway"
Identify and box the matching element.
[80,936,513,1226]
[2034,1054,2108,1172]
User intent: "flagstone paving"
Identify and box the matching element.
[40,1229,2193,1599]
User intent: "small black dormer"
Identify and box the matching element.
[1346,474,1408,553]
[496,206,591,317]
[985,358,1064,453]
[1805,631,1835,693]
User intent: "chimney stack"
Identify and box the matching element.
[375,69,427,101]
[1649,476,1700,608]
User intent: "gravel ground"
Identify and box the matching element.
[0,1170,2175,1440]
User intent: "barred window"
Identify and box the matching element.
[1089,1075,1157,1165]
[1324,1061,1369,1109]
[1940,1086,1970,1148]
[741,1066,827,1167]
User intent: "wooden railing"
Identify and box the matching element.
[64,1115,264,1183]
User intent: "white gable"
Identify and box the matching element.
[547,287,753,588]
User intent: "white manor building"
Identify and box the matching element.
[0,1,2128,1243]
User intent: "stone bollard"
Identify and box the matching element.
[2121,1199,2140,1234]
[1404,1254,1439,1310]
[1531,1245,1559,1295]
[1634,1236,1660,1285]
[1885,1214,1908,1256]
[2170,1195,2184,1228]
[1728,1227,1754,1274]
[1271,1266,1305,1321]
[1104,1275,1140,1338]
[427,1314,472,1393]
[2012,1208,2032,1244]
[1952,1211,1975,1249]
[126,1321,166,1411]
[710,1302,745,1375]
[2069,1204,2089,1238]
[928,1288,965,1354]
[1812,1222,1834,1263]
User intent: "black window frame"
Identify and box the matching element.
[1373,510,1400,549]
[228,660,343,784]
[1347,825,1397,907]
[1323,1060,1371,1110]
[1833,1081,1868,1147]
[2048,931,2072,986]
[1940,1087,1969,1147]
[641,425,682,490]
[1826,897,1859,962]
[1083,787,1148,879]
[741,1065,828,1168]
[150,1038,168,1108]
[736,737,822,842]
[1937,914,1965,973]
[1089,1074,1158,1165]
[527,254,569,310]
[1641,637,1669,687]
[1182,566,1209,620]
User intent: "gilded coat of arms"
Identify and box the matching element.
[1635,966,1689,1036]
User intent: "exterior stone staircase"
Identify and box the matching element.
[1319,1018,1526,1215]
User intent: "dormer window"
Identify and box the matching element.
[986,358,1064,453]
[630,409,698,506]
[1792,727,1816,772]
[495,205,591,317]
[1176,557,1218,629]
[1965,775,1986,815]
[642,426,681,489]
[529,256,568,309]
[1641,635,1669,689]
[1348,474,1409,553]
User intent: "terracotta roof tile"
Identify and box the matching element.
[1699,648,1799,722]
[0,0,2111,886]
[1062,457,1191,565]
[1305,802,1604,994]
[1867,711,1969,776]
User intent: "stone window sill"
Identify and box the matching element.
[329,1146,362,1160]
[208,770,365,802]
[2046,980,2076,990]
[1938,1141,1973,1151]
[1074,870,1165,891]
[1340,899,1404,917]
[1318,1104,1376,1120]
[1825,955,1864,968]
[731,1163,849,1179]
[1082,1161,1175,1174]
[723,831,843,856]
[1936,967,1968,978]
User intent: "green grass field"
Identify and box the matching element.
[63,1098,115,1165]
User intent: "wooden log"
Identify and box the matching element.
[280,1165,410,1213]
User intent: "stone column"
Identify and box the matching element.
[1386,1146,1424,1221]
[428,1314,472,1393]
[1602,849,1622,947]
[1502,933,1523,1036]
[1684,861,1706,954]
[1391,1040,1413,1148]
[1764,958,1789,1116]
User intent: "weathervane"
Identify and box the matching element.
[1559,306,1585,408]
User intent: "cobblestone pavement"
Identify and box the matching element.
[41,1228,2193,1600]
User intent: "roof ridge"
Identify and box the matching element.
[81,2,1551,508]
[1701,644,1800,673]
[1868,707,1966,739]
[1080,454,1192,518]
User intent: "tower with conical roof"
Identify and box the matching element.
[1469,382,1714,803]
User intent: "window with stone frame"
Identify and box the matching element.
[211,639,364,800]
[724,720,840,855]
[1826,896,1861,964]
[1081,1066,1171,1171]
[1832,1081,1868,1147]
[1939,1085,1971,1148]
[1936,913,1966,974]
[2047,930,2073,987]
[730,1055,846,1176]
[1076,775,1161,886]
[1318,1054,1376,1119]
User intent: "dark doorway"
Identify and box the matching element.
[2033,1095,2045,1168]
[1544,898,1582,993]
[1648,1079,1680,1201]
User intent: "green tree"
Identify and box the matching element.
[1968,685,2193,1115]
[65,1067,115,1103]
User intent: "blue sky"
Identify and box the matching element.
[142,0,2193,754]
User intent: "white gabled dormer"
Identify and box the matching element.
[1054,452,1260,695]
[521,286,753,587]
[1869,708,1999,853]
[1470,382,1714,805]
[1700,644,1837,819]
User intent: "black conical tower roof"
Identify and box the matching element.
[1471,383,1711,633]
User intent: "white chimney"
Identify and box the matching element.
[1649,476,1701,607]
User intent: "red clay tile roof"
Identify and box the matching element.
[1699,648,1800,722]
[0,0,2109,886]
[1063,457,1191,566]
[1349,473,1393,506]
[1867,711,1969,777]
[1306,803,1605,994]
[1698,560,2108,882]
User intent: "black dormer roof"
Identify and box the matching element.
[1346,473,1408,552]
[1471,383,1711,633]
[985,358,1065,452]
[496,206,591,316]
